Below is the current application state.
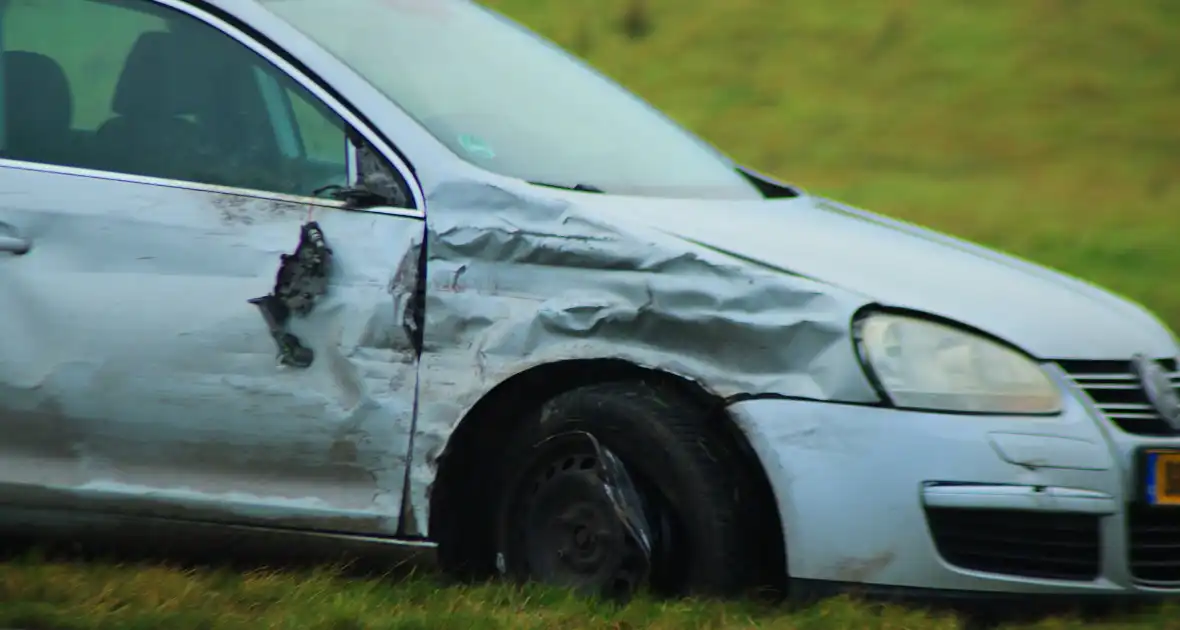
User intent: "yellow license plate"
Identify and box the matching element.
[1146,450,1180,506]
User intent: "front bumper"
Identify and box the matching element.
[729,365,1180,596]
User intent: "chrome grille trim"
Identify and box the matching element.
[1057,359,1179,436]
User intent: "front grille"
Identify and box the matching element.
[1128,504,1180,582]
[1058,358,1180,435]
[925,507,1101,581]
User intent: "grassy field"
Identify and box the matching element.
[0,556,937,630]
[7,550,1180,630]
[3,1,1179,628]
[4,552,1180,630]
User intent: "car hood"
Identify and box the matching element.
[582,192,1174,361]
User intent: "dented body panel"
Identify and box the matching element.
[404,177,1177,533]
[0,164,423,535]
[407,181,876,530]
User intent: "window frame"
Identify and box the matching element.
[0,0,424,219]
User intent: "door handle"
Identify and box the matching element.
[0,222,31,255]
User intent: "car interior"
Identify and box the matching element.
[1,9,348,199]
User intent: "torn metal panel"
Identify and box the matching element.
[250,221,334,368]
[408,180,877,534]
[0,165,423,536]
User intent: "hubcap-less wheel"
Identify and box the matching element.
[481,382,768,600]
[503,435,655,600]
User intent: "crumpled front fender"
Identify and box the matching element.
[407,180,878,535]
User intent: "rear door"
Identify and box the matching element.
[0,0,425,536]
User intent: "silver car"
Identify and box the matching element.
[2,0,1179,604]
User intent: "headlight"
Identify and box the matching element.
[854,312,1062,415]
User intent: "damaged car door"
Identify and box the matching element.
[0,0,424,536]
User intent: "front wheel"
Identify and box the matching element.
[493,382,762,600]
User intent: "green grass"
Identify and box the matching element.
[484,0,1180,330]
[2,1,1179,628]
[3,554,1180,630]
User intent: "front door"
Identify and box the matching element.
[0,0,424,536]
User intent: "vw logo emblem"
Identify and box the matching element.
[1131,354,1180,430]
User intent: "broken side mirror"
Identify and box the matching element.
[316,130,413,211]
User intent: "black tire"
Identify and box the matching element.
[492,381,761,598]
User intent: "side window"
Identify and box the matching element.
[0,0,349,198]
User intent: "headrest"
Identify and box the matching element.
[112,31,211,118]
[4,50,73,132]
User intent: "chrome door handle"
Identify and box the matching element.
[0,222,31,255]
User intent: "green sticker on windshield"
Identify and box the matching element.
[458,134,496,159]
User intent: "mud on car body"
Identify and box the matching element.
[2,0,1180,604]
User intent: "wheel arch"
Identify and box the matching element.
[428,358,788,591]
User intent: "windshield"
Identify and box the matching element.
[258,0,763,200]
